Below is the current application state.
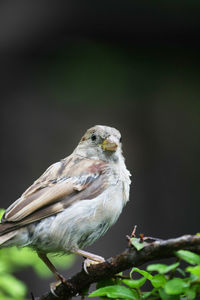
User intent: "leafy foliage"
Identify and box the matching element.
[89,239,200,299]
[130,238,145,251]
[0,209,75,300]
[1,208,200,300]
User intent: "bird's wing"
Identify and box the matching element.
[0,173,108,236]
[2,155,109,225]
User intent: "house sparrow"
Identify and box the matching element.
[0,125,131,282]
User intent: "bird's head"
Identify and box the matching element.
[74,125,123,162]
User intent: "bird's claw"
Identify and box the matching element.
[50,281,60,297]
[83,256,105,274]
[50,274,67,297]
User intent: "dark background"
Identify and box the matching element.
[0,1,200,298]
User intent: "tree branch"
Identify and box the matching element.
[36,234,200,300]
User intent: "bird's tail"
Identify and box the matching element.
[0,223,18,247]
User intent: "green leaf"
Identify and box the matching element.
[0,209,5,219]
[130,238,144,251]
[185,287,196,300]
[0,260,8,273]
[159,288,180,300]
[122,277,146,288]
[194,283,200,295]
[164,278,189,295]
[0,274,27,297]
[176,250,200,265]
[176,267,186,277]
[147,262,179,274]
[141,291,155,299]
[131,267,153,280]
[89,285,139,299]
[186,265,200,277]
[96,278,117,290]
[151,274,166,288]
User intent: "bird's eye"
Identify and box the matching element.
[91,133,97,141]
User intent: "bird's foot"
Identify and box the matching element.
[73,249,105,274]
[50,281,60,297]
[83,255,105,274]
[50,274,67,297]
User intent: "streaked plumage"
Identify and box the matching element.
[0,125,131,281]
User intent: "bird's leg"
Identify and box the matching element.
[73,249,105,273]
[73,249,105,262]
[37,252,66,284]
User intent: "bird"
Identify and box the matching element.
[0,125,131,284]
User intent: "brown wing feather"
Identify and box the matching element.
[20,155,73,198]
[0,173,108,236]
[4,180,75,222]
[2,155,107,223]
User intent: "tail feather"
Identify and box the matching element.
[0,230,18,247]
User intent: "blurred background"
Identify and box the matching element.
[0,0,200,298]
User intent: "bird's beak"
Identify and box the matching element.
[101,138,118,151]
